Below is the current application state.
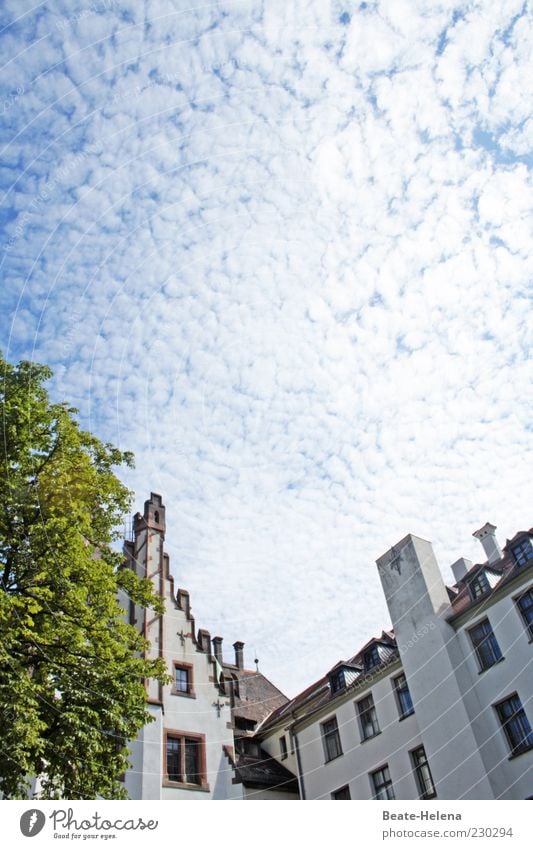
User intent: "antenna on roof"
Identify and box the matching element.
[254,656,259,672]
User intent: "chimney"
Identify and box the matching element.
[450,557,473,583]
[473,523,502,565]
[212,636,223,665]
[233,641,244,669]
[197,629,211,654]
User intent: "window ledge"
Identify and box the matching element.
[163,780,210,791]
[170,690,197,698]
[508,745,533,760]
[324,752,344,764]
[360,731,382,744]
[398,711,415,722]
[477,656,505,675]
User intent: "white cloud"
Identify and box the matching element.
[0,0,531,697]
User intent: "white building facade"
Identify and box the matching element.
[119,493,295,799]
[256,523,533,800]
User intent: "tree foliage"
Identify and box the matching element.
[0,354,169,799]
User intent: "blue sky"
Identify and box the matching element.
[1,0,531,697]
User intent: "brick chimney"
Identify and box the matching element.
[233,641,244,669]
[473,523,502,564]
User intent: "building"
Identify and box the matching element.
[253,523,533,800]
[119,493,298,799]
[120,497,532,800]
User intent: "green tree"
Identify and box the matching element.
[0,354,169,799]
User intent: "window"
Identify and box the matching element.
[468,572,490,600]
[357,694,380,740]
[411,746,437,799]
[332,785,351,800]
[516,589,533,639]
[511,537,533,568]
[393,673,414,718]
[331,669,346,694]
[321,717,343,762]
[468,619,503,671]
[172,663,194,696]
[280,735,288,760]
[494,694,533,757]
[364,644,380,669]
[165,732,207,786]
[371,765,395,800]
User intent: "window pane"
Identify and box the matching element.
[185,738,200,784]
[175,667,189,692]
[372,766,395,800]
[496,694,533,755]
[469,619,502,670]
[517,591,533,638]
[166,738,182,782]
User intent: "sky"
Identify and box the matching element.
[1,0,531,698]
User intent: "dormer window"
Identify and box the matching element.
[364,645,380,670]
[331,669,346,694]
[511,537,533,568]
[468,572,490,600]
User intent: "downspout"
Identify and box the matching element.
[290,721,306,800]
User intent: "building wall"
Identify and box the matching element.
[454,572,533,800]
[121,495,242,800]
[290,664,427,800]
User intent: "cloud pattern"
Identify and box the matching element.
[1,0,531,695]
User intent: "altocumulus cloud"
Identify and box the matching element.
[0,0,531,695]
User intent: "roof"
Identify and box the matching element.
[222,663,289,726]
[447,528,533,620]
[258,526,533,736]
[258,630,400,734]
[233,747,299,793]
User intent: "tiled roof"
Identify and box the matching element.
[222,664,289,726]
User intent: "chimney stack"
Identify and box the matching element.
[233,641,244,669]
[473,523,502,565]
[212,636,223,665]
[197,629,211,654]
[450,557,473,583]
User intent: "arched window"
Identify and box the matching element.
[154,510,160,524]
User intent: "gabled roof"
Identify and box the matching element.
[222,663,289,726]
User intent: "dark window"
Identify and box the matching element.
[332,785,351,800]
[331,669,345,693]
[468,619,503,671]
[494,694,533,756]
[516,590,533,639]
[165,734,203,785]
[280,735,288,760]
[393,673,414,718]
[173,664,192,694]
[166,736,182,782]
[321,717,343,762]
[411,746,437,799]
[154,510,160,523]
[357,694,380,740]
[364,644,380,669]
[468,572,490,600]
[512,538,533,568]
[371,765,395,800]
